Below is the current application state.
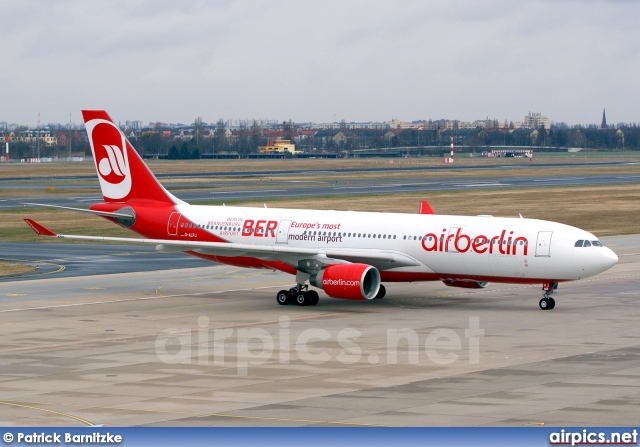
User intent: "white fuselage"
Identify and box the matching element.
[175,204,618,283]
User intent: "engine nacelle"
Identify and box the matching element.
[310,264,381,300]
[442,279,490,289]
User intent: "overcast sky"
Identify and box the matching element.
[1,0,638,126]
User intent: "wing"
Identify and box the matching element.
[23,219,423,272]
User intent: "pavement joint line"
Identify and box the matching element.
[0,400,94,426]
[0,399,386,427]
[0,284,290,315]
[0,306,348,354]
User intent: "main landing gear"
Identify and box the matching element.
[276,285,319,306]
[539,282,558,310]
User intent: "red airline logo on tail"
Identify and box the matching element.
[84,116,131,200]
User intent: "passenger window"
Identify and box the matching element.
[583,240,592,247]
[592,241,603,247]
[575,240,584,247]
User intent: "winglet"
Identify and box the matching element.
[24,219,57,237]
[419,200,435,215]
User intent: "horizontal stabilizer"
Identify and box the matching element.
[22,203,134,219]
[24,219,57,237]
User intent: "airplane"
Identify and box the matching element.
[24,110,618,310]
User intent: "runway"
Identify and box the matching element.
[1,159,636,183]
[1,235,639,426]
[3,172,640,211]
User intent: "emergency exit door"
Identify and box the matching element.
[535,231,553,257]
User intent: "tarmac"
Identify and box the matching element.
[0,235,639,426]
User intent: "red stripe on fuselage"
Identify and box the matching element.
[380,271,568,284]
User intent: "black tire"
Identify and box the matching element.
[375,284,386,299]
[539,298,549,310]
[277,290,291,305]
[296,292,309,306]
[308,290,319,306]
[548,297,556,309]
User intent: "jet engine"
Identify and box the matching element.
[442,279,490,289]
[310,264,381,300]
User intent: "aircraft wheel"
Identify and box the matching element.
[539,298,550,310]
[307,290,319,306]
[295,292,309,306]
[548,297,556,309]
[277,290,291,305]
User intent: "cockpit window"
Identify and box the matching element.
[574,240,584,247]
[583,240,592,247]
[592,240,603,247]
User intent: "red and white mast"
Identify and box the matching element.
[444,135,454,164]
[4,133,8,163]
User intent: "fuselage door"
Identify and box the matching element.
[446,227,461,253]
[535,231,553,257]
[167,212,181,236]
[276,219,292,244]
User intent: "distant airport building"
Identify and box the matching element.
[259,139,301,155]
[522,112,550,129]
[125,120,144,130]
[11,129,58,146]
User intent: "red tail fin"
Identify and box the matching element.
[82,110,180,205]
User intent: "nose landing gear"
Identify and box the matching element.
[539,282,558,310]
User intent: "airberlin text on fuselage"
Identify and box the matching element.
[422,228,529,256]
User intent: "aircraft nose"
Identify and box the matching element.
[602,247,618,269]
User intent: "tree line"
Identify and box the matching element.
[6,121,640,160]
